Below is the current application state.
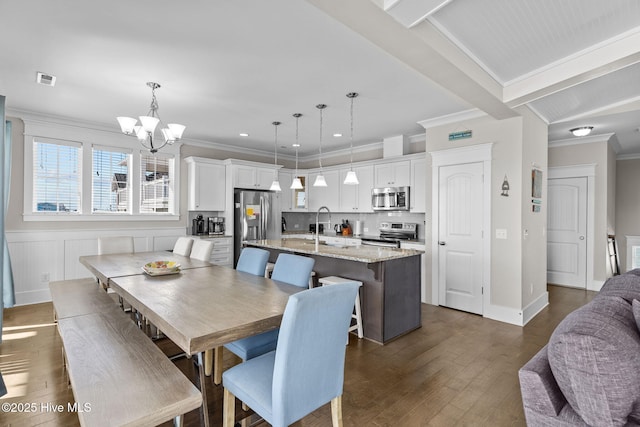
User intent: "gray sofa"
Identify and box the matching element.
[519,270,640,426]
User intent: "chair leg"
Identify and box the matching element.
[213,346,223,385]
[223,388,236,427]
[331,395,343,427]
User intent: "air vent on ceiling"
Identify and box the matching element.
[36,72,56,87]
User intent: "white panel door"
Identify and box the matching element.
[438,162,484,314]
[547,177,587,288]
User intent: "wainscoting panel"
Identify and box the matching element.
[6,228,187,306]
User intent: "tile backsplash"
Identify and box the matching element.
[283,211,426,240]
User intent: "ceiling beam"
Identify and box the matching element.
[306,0,518,120]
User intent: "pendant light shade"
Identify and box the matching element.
[313,104,328,187]
[269,121,282,192]
[290,113,304,190]
[344,92,359,185]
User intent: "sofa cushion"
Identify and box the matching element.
[547,296,640,426]
[597,272,640,302]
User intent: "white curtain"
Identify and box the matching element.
[1,96,16,344]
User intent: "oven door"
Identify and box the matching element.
[360,238,401,248]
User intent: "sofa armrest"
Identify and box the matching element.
[519,345,567,417]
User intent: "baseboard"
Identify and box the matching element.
[15,289,52,306]
[522,291,549,326]
[483,304,525,326]
[588,279,605,292]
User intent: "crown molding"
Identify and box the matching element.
[418,108,487,129]
[549,132,615,148]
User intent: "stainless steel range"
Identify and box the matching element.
[360,222,418,248]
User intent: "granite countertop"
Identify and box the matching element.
[245,238,424,263]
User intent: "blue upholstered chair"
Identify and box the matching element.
[236,247,270,277]
[222,283,360,427]
[215,253,314,385]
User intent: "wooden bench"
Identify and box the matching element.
[50,279,202,427]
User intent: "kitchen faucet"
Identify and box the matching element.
[315,206,331,250]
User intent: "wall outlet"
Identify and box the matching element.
[41,273,50,282]
[364,227,369,232]
[294,224,299,229]
[495,229,507,239]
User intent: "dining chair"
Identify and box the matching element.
[236,247,270,276]
[222,283,360,427]
[190,239,214,261]
[172,237,194,257]
[215,253,314,385]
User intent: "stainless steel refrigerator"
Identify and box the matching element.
[233,189,279,267]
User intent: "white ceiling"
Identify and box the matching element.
[1,0,640,158]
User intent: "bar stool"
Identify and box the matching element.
[318,276,363,340]
[265,262,315,288]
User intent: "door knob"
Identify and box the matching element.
[579,236,585,240]
[438,241,446,246]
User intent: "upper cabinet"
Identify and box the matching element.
[185,157,226,211]
[410,158,426,213]
[308,170,340,212]
[232,163,279,190]
[339,165,374,212]
[374,160,411,187]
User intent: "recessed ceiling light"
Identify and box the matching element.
[569,126,593,137]
[292,143,301,147]
[36,71,56,87]
[333,133,342,138]
[239,133,249,137]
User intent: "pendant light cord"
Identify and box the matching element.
[316,104,326,171]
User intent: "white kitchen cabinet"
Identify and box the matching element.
[374,160,411,187]
[198,237,233,267]
[233,164,278,190]
[410,158,426,212]
[339,165,374,212]
[278,170,293,212]
[185,157,226,211]
[308,169,340,212]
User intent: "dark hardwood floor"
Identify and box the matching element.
[0,285,595,427]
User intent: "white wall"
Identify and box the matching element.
[615,158,640,272]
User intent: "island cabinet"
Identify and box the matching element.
[245,239,422,344]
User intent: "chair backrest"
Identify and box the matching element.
[271,284,360,426]
[98,236,134,255]
[190,239,214,261]
[173,237,194,257]
[236,247,270,277]
[271,253,315,288]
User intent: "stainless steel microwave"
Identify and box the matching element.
[371,186,410,211]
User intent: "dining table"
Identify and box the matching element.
[79,252,303,427]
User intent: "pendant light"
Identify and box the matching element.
[269,121,282,192]
[313,104,328,187]
[290,113,304,190]
[343,92,359,185]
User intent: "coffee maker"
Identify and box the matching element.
[192,215,205,235]
[208,217,225,235]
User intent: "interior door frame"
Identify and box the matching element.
[548,164,596,290]
[430,143,492,311]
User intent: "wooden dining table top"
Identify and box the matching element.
[79,251,212,284]
[106,265,302,355]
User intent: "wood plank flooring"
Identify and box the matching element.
[0,285,595,427]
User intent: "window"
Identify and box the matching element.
[92,147,131,213]
[24,120,181,222]
[33,140,81,213]
[140,153,174,214]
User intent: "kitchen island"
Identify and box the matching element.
[245,238,424,344]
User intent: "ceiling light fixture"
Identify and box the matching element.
[290,113,304,190]
[570,126,593,137]
[343,92,359,185]
[313,104,328,187]
[269,121,282,192]
[117,82,185,154]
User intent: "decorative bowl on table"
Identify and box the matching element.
[142,261,181,276]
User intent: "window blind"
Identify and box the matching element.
[92,148,130,213]
[33,140,81,213]
[140,154,173,213]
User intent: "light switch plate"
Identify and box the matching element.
[496,229,507,239]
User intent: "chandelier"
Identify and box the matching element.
[116,82,186,153]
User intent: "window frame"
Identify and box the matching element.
[91,145,132,214]
[23,118,181,222]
